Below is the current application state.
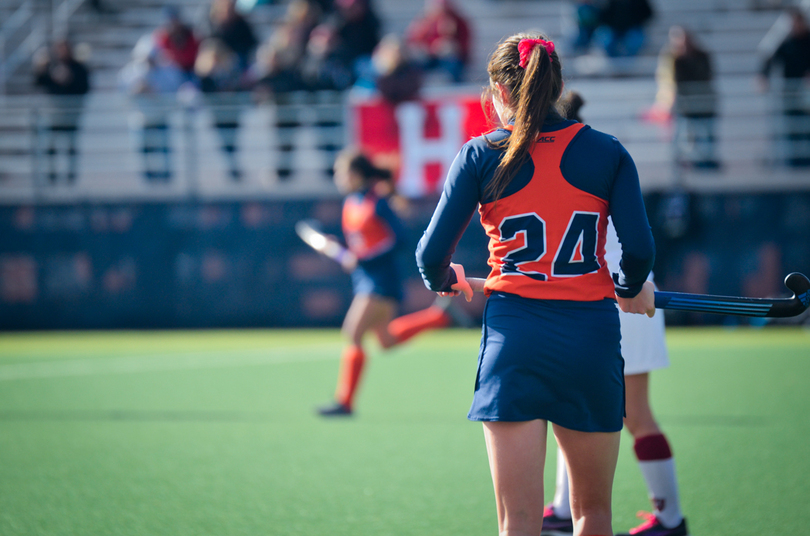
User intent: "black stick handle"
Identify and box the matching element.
[654,272,810,318]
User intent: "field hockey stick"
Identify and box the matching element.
[457,271,810,318]
[653,272,810,318]
[294,219,355,266]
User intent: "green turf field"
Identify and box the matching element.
[0,327,808,536]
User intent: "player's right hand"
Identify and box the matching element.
[449,263,474,302]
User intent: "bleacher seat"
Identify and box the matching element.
[1,0,807,203]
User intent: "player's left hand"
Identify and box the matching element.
[616,280,656,318]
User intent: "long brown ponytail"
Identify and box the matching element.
[484,32,563,202]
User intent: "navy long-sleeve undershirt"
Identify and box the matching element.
[416,119,655,298]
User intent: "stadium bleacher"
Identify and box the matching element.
[0,0,807,204]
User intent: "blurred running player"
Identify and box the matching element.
[317,149,460,417]
[417,33,656,536]
[542,96,689,536]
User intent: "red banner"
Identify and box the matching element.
[351,93,493,198]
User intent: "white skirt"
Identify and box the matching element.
[606,217,670,375]
[618,300,669,375]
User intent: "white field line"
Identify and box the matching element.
[0,344,340,381]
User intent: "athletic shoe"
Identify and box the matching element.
[617,512,689,536]
[316,402,352,417]
[541,504,574,536]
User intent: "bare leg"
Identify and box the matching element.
[623,373,683,529]
[341,294,397,346]
[371,317,398,349]
[550,374,660,520]
[553,424,620,536]
[623,373,661,438]
[373,304,451,350]
[483,420,547,536]
[323,294,397,413]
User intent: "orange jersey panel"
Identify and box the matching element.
[478,123,614,301]
[342,194,396,260]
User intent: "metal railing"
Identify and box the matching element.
[1,85,809,205]
[0,90,348,203]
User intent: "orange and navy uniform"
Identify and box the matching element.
[416,113,654,301]
[479,122,614,302]
[330,189,453,414]
[342,189,406,300]
[415,112,655,431]
[342,190,399,261]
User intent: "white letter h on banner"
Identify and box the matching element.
[395,102,464,198]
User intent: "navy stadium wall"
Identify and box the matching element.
[1,193,809,330]
[0,198,491,330]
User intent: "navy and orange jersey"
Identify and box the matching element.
[479,122,614,301]
[342,189,405,262]
[416,113,655,301]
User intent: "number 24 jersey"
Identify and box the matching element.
[479,122,614,301]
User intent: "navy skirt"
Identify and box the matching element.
[468,292,625,433]
[351,251,403,302]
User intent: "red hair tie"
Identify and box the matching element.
[518,38,555,68]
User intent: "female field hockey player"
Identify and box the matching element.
[316,149,459,417]
[416,33,656,536]
[542,95,689,536]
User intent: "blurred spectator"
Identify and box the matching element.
[280,0,323,58]
[250,1,329,182]
[596,0,654,57]
[254,2,330,182]
[356,34,423,104]
[196,39,250,181]
[643,39,677,124]
[88,0,116,15]
[208,0,259,68]
[644,27,719,169]
[749,0,789,10]
[153,6,200,77]
[300,23,355,91]
[119,35,184,183]
[250,39,306,182]
[310,0,335,14]
[330,0,381,70]
[568,0,603,55]
[250,38,305,98]
[33,39,91,184]
[669,27,720,170]
[249,0,320,96]
[406,0,471,83]
[758,7,810,167]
